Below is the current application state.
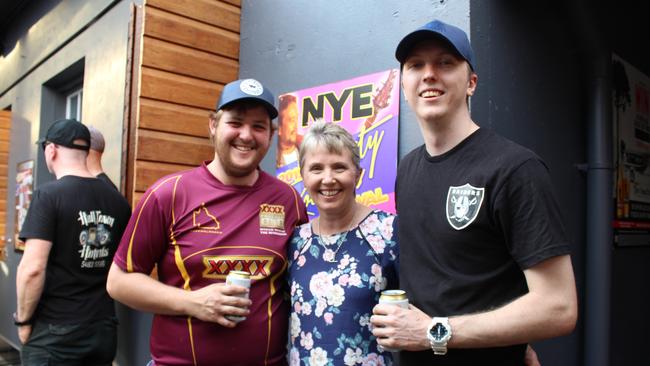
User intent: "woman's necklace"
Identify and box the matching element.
[315,212,357,263]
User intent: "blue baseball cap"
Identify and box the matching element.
[216,78,278,119]
[395,19,475,71]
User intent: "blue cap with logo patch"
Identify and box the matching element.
[216,78,278,119]
[395,19,475,71]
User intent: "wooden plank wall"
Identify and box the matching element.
[0,110,10,260]
[126,0,240,206]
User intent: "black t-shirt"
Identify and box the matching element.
[396,128,570,365]
[96,172,118,190]
[19,175,131,324]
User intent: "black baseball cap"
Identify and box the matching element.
[216,78,278,119]
[37,119,91,151]
[395,19,475,71]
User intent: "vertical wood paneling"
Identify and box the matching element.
[0,110,11,260]
[124,1,240,207]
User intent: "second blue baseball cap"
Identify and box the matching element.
[216,78,278,119]
[395,19,475,71]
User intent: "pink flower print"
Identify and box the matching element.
[348,272,362,287]
[344,348,362,366]
[302,302,312,315]
[338,274,350,286]
[315,298,327,317]
[289,348,300,366]
[362,353,386,366]
[338,254,351,269]
[367,234,386,254]
[360,214,380,233]
[326,285,345,307]
[309,347,328,366]
[380,219,394,240]
[323,249,335,262]
[323,312,334,324]
[300,331,314,350]
[297,255,306,267]
[309,271,333,298]
[299,224,312,239]
[372,275,387,292]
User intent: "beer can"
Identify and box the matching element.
[379,289,409,309]
[378,290,409,352]
[225,271,251,322]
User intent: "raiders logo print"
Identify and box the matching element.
[446,183,485,230]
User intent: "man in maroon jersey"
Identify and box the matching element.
[107,78,308,366]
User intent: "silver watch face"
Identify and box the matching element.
[430,322,449,341]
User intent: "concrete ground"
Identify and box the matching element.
[0,337,19,366]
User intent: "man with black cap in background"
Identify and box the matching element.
[15,119,131,365]
[107,78,308,366]
[371,20,578,365]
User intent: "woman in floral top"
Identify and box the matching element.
[287,121,399,366]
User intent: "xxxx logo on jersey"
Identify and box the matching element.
[259,204,286,236]
[202,255,274,280]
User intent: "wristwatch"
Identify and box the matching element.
[427,317,452,355]
[13,312,32,327]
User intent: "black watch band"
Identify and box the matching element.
[13,312,32,326]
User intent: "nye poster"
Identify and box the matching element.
[276,69,400,218]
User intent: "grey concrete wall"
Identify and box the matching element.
[0,0,141,354]
[1,0,117,93]
[470,2,583,365]
[240,0,470,171]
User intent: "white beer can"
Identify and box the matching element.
[225,270,251,322]
[378,289,409,352]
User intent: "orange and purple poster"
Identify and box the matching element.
[276,69,400,218]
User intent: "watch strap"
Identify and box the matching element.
[428,317,451,355]
[13,312,32,326]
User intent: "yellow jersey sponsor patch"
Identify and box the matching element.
[259,204,286,236]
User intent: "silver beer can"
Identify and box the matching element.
[379,289,409,309]
[378,289,409,352]
[225,270,251,322]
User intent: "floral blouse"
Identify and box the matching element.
[287,210,399,366]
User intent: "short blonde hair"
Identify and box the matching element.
[299,120,360,171]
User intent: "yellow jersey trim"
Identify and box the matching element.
[126,175,182,272]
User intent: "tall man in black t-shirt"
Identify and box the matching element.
[370,20,578,365]
[87,125,118,190]
[15,119,131,365]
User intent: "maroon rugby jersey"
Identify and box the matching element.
[114,162,307,366]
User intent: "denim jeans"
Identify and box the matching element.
[21,317,118,366]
